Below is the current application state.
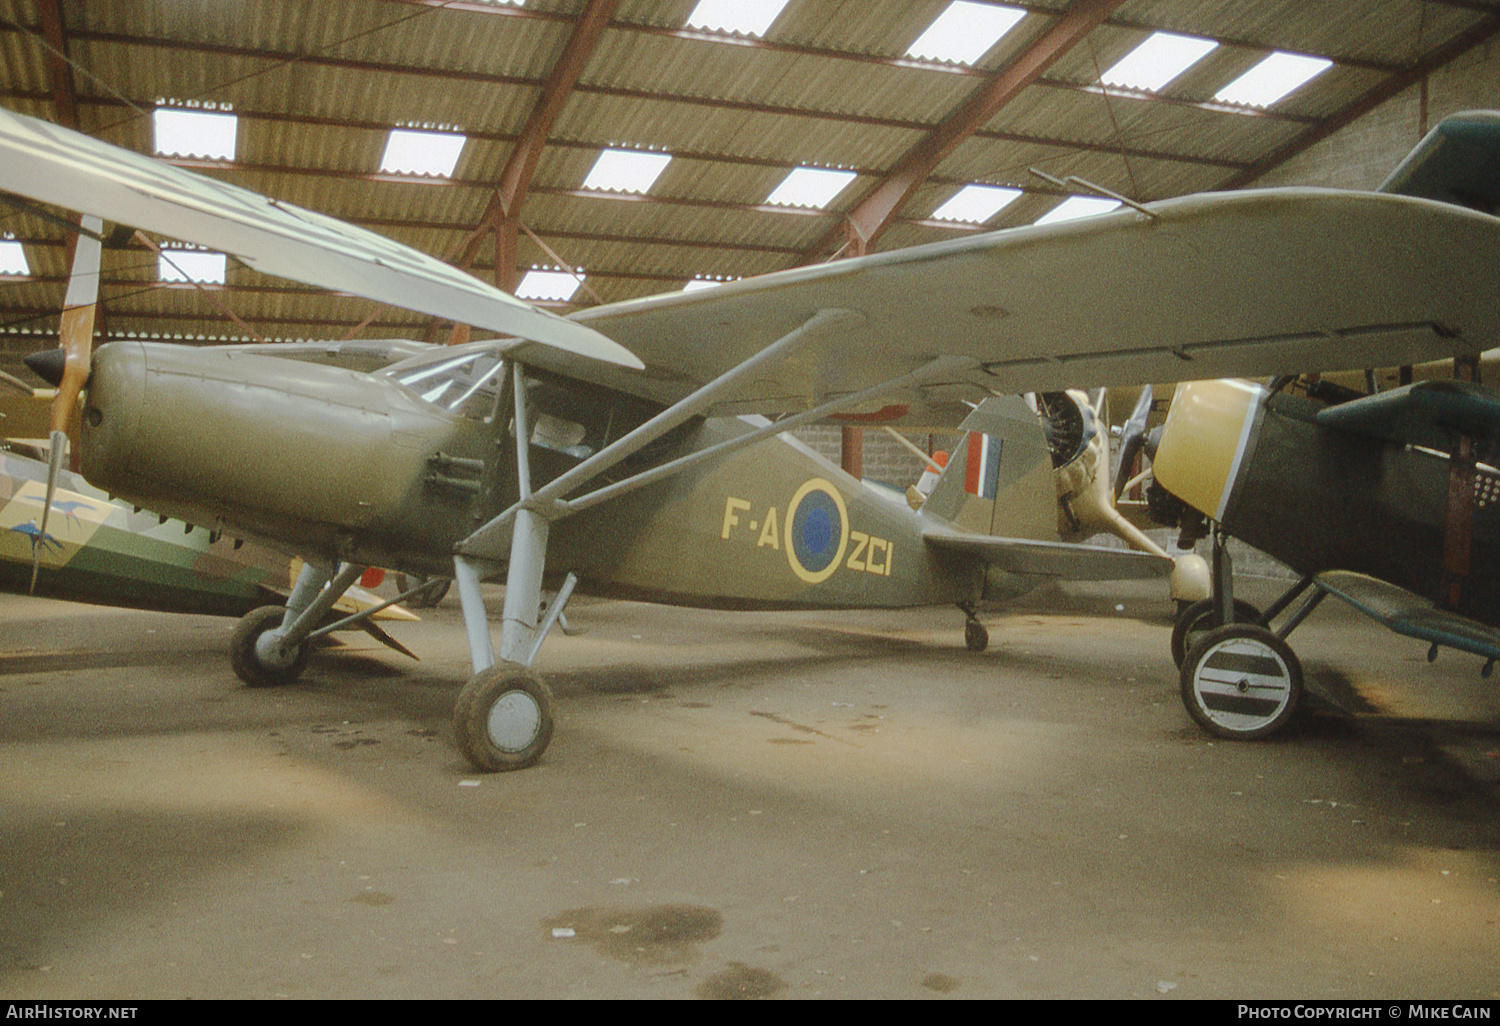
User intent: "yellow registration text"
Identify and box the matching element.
[720,496,892,577]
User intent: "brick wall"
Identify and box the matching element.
[1255,38,1500,191]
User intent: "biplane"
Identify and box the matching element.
[1141,111,1500,740]
[3,104,1498,772]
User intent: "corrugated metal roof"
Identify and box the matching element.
[0,0,1496,366]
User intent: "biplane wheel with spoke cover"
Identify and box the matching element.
[964,619,989,653]
[453,665,555,772]
[229,605,308,687]
[1180,624,1301,740]
[1171,598,1263,668]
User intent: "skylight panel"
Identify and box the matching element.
[158,246,227,285]
[0,236,28,276]
[906,2,1026,65]
[516,269,583,303]
[683,276,737,292]
[1213,52,1334,108]
[766,167,856,209]
[582,149,673,194]
[153,106,237,161]
[1034,196,1122,226]
[1101,31,1219,92]
[380,128,467,177]
[931,184,1022,224]
[686,0,790,38]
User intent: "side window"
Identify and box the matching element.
[393,352,506,420]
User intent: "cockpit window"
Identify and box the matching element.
[390,349,506,420]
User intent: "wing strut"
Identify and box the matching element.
[458,306,867,559]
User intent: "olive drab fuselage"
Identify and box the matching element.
[79,340,1021,613]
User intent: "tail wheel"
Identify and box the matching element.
[453,665,555,772]
[1180,624,1301,740]
[964,619,989,652]
[229,605,308,687]
[1171,598,1263,668]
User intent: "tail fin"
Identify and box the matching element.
[921,395,1057,540]
[1379,110,1500,214]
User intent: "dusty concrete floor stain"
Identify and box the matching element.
[695,961,787,1000]
[543,905,723,966]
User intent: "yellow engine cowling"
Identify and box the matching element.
[1151,379,1266,521]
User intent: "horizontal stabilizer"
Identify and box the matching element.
[924,526,1172,580]
[0,107,640,370]
[1314,379,1500,450]
[1315,571,1500,663]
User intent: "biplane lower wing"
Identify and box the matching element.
[923,526,1172,581]
[1314,570,1500,665]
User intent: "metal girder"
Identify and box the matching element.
[801,0,1128,263]
[35,0,78,130]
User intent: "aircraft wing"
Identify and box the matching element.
[560,188,1500,421]
[1315,570,1500,664]
[0,107,638,370]
[923,527,1172,580]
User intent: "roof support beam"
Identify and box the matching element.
[478,0,617,234]
[35,0,78,129]
[801,0,1128,263]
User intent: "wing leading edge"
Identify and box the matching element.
[563,188,1500,420]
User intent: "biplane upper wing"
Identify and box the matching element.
[562,188,1500,421]
[0,106,639,370]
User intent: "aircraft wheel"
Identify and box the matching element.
[229,605,308,687]
[964,619,989,652]
[453,665,555,772]
[1180,624,1301,740]
[1171,598,1262,668]
[397,574,451,608]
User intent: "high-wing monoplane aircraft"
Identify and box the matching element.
[4,105,1499,773]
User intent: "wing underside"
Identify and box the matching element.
[0,106,637,369]
[554,188,1500,422]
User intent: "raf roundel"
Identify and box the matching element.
[785,478,849,584]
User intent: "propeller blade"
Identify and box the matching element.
[1113,385,1154,500]
[50,215,102,434]
[30,214,101,592]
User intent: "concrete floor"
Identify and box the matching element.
[1,578,1498,1000]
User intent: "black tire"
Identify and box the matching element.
[1180,624,1302,740]
[1171,598,1263,669]
[229,605,308,687]
[964,619,989,653]
[397,574,451,609]
[452,665,555,772]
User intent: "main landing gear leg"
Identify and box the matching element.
[450,361,578,773]
[230,559,366,687]
[1175,524,1330,740]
